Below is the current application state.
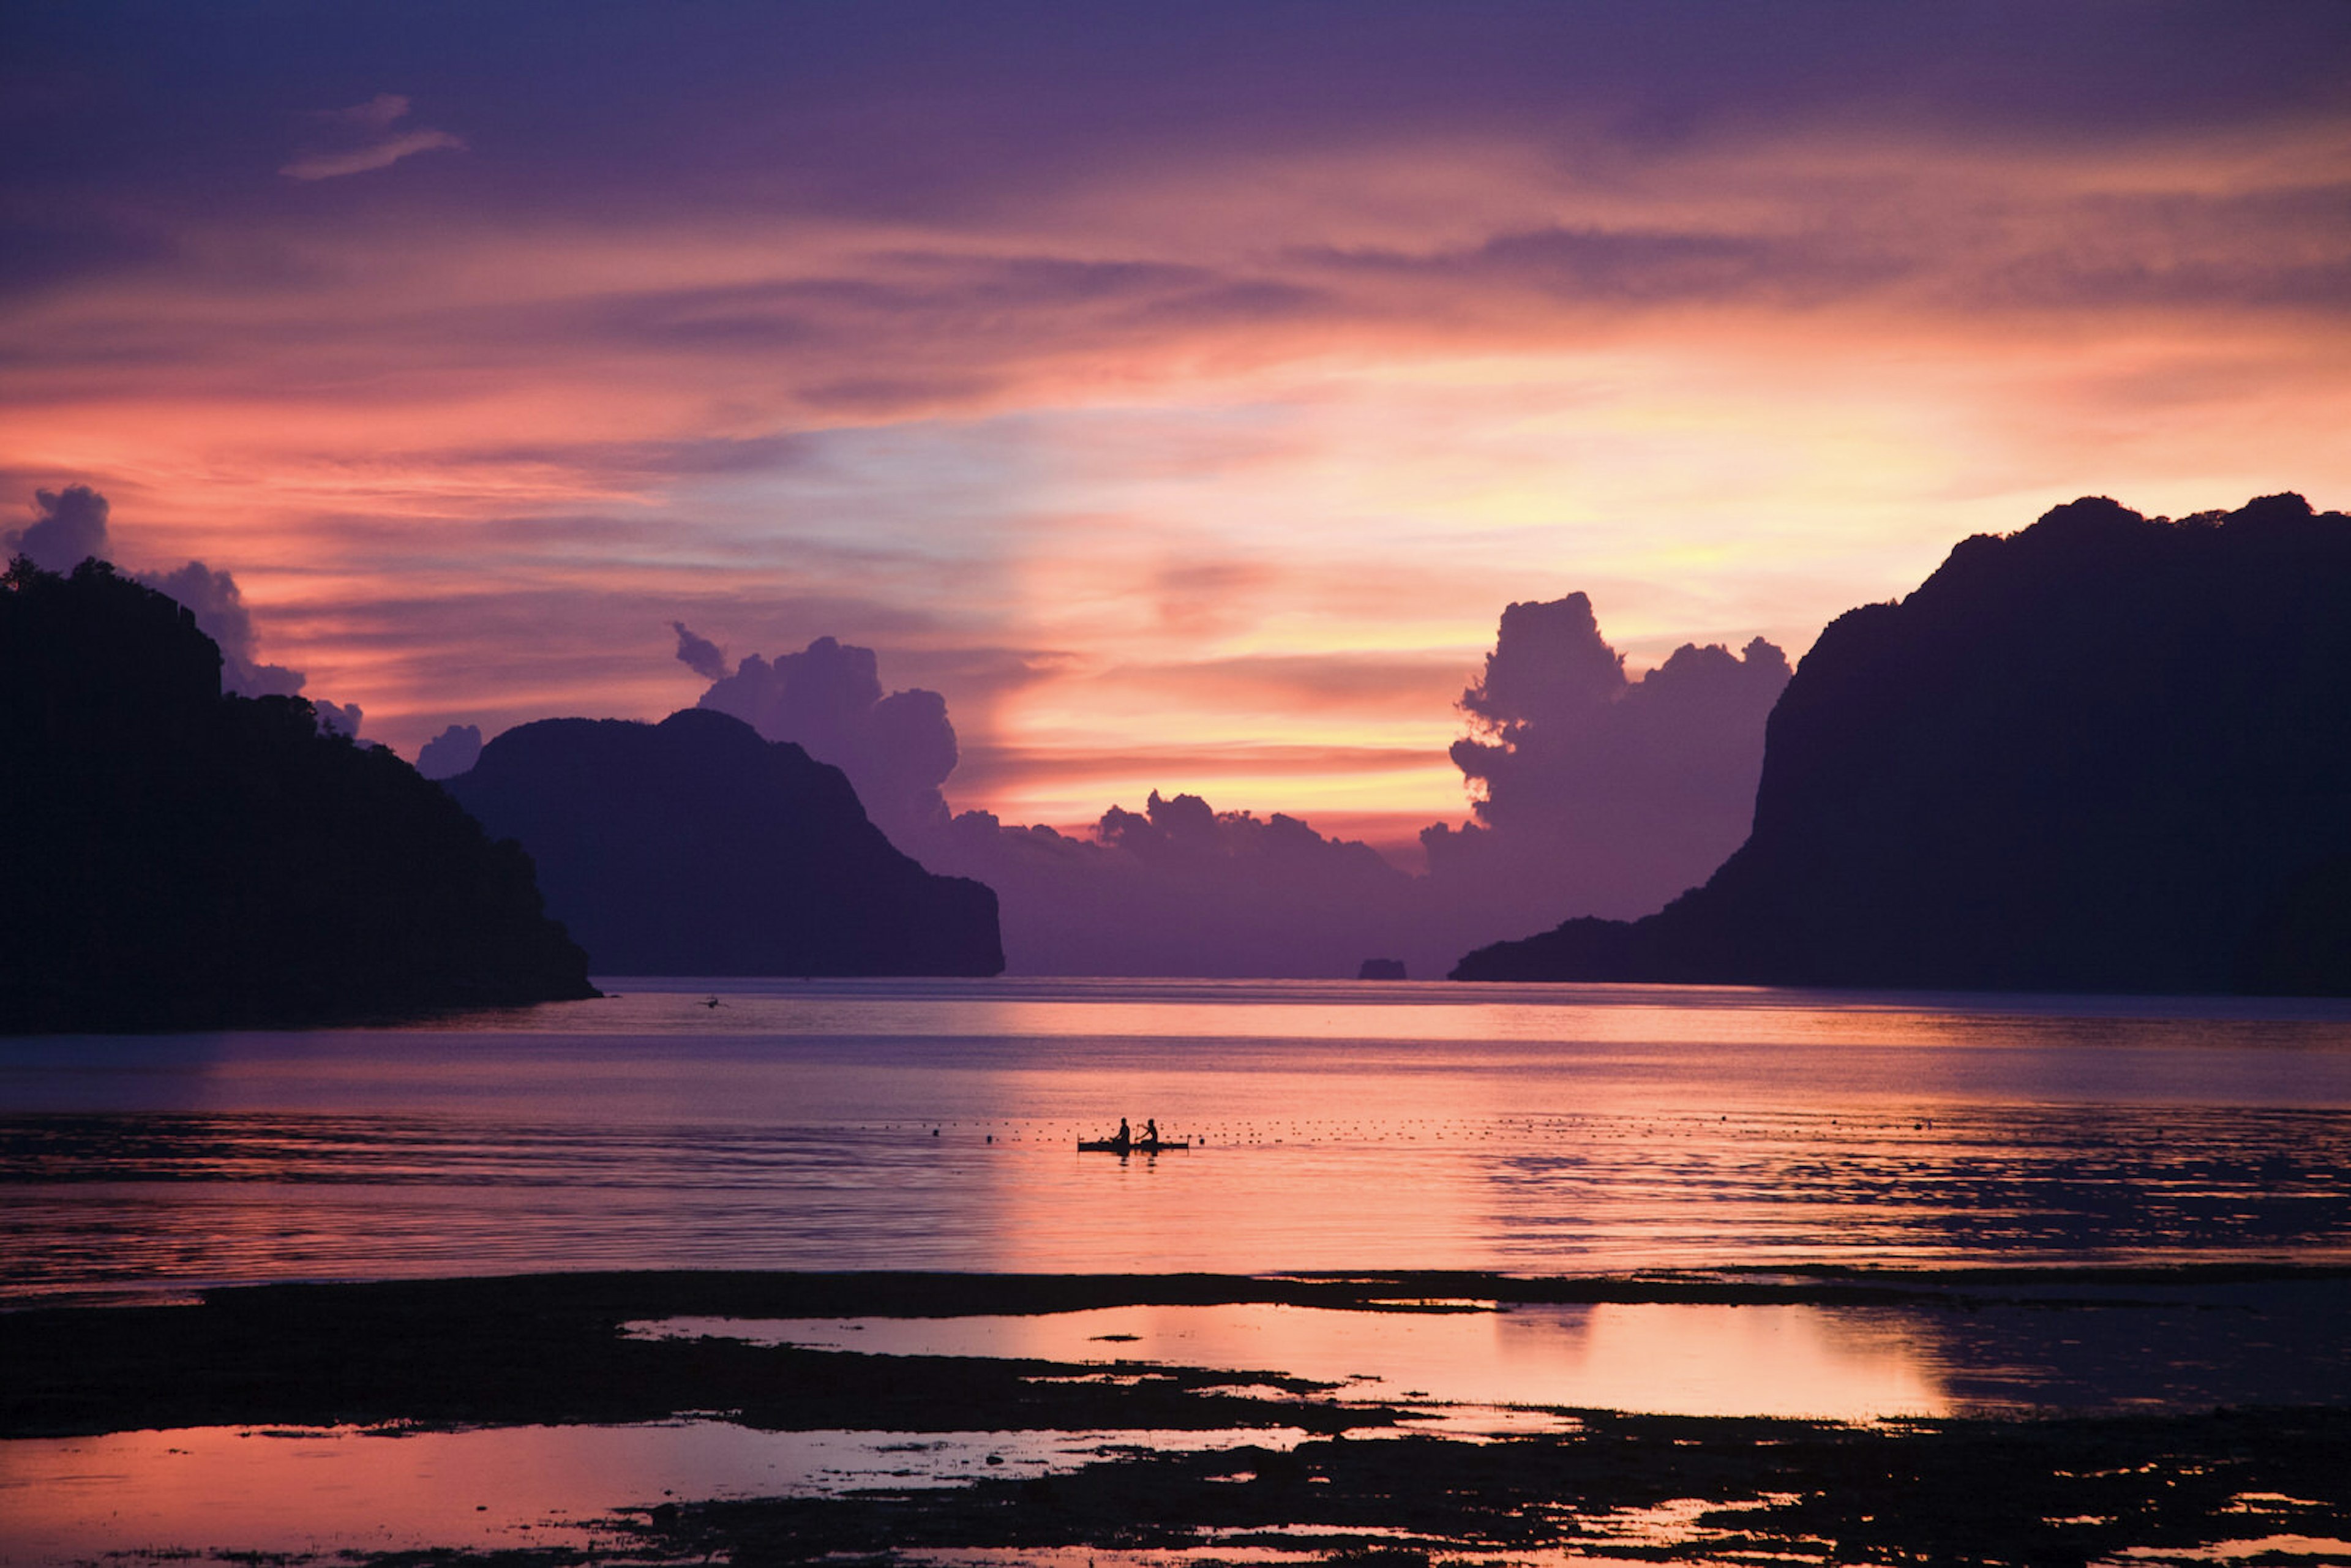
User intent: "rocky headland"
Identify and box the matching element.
[1456,494,2351,994]
[0,558,596,1031]
[446,709,1005,977]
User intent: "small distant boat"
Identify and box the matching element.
[1078,1138,1189,1153]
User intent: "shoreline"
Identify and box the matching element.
[12,1263,2351,1437]
[12,1255,2351,1314]
[9,1267,2351,1565]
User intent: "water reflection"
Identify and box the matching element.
[10,983,2350,1565]
[630,1301,1951,1420]
[15,1280,2343,1564]
[5,980,2351,1300]
[0,1420,1299,1561]
[612,1278,2351,1425]
[6,1103,2349,1301]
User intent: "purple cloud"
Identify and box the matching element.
[5,486,110,572]
[282,94,464,181]
[671,620,729,680]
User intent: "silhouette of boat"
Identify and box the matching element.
[1076,1138,1190,1153]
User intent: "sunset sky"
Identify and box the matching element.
[7,2,2349,849]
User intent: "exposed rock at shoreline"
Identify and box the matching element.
[0,558,596,1032]
[447,709,1004,976]
[1457,495,2351,994]
[628,1408,2351,1568]
[10,1268,2349,1567]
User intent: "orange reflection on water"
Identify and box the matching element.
[436,980,2351,1051]
[0,1420,1278,1561]
[0,1423,639,1559]
[10,980,2351,1298]
[634,1301,1950,1421]
[1496,1304,1946,1418]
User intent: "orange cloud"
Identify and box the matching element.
[6,84,2348,831]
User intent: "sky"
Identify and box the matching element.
[7,1,2349,853]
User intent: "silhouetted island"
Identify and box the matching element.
[0,558,597,1032]
[1454,495,2351,995]
[446,709,1005,976]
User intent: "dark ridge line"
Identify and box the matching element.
[10,1261,2339,1318]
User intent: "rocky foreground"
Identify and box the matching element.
[9,1268,2349,1567]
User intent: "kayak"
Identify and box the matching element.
[1077,1138,1190,1153]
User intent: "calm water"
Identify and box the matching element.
[7,977,2351,1300]
[10,979,2351,1563]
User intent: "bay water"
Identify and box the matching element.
[7,977,2350,1299]
[9,978,2351,1561]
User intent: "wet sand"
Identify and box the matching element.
[7,1267,2351,1566]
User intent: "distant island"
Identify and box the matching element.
[1455,495,2351,996]
[446,709,1005,977]
[0,558,598,1032]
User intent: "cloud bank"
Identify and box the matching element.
[931,793,1419,978]
[685,628,959,846]
[669,597,1787,976]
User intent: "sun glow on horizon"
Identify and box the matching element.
[7,9,2349,831]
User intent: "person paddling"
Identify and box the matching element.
[1115,1117,1131,1150]
[1144,1118,1159,1146]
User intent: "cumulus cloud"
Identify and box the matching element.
[281,94,464,181]
[1095,790,1401,894]
[659,596,1787,976]
[930,598,1788,976]
[665,628,1430,973]
[689,632,959,844]
[314,698,365,742]
[416,722,484,779]
[1423,593,1791,923]
[5,486,111,572]
[670,620,729,680]
[931,793,1420,978]
[13,484,376,740]
[144,560,306,698]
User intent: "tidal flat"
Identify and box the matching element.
[10,983,2351,1562]
[7,1267,2351,1567]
